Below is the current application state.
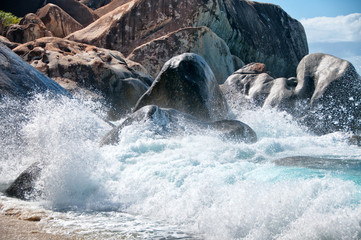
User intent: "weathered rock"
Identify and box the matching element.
[221,63,276,107]
[5,162,42,200]
[67,0,308,77]
[349,135,361,147]
[128,27,235,84]
[36,4,83,38]
[211,120,257,143]
[107,77,149,119]
[47,0,99,26]
[94,0,133,16]
[295,53,361,134]
[0,42,69,98]
[0,36,19,49]
[80,0,111,10]
[13,37,152,118]
[0,0,45,17]
[101,105,256,146]
[223,54,361,135]
[134,53,229,121]
[5,13,52,43]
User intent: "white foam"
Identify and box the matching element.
[1,94,361,239]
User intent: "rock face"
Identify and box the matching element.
[0,42,69,98]
[47,0,99,27]
[5,163,42,200]
[134,53,229,121]
[13,37,152,118]
[221,63,277,107]
[67,0,308,77]
[36,4,83,38]
[101,105,257,146]
[5,13,52,44]
[94,0,133,16]
[128,27,235,84]
[295,53,361,134]
[223,54,361,135]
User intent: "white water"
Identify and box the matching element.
[1,94,361,239]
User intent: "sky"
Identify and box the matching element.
[258,0,361,69]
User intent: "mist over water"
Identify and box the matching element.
[1,93,361,239]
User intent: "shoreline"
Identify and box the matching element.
[0,214,81,240]
[0,195,83,240]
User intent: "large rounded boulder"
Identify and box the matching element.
[0,42,68,98]
[128,27,236,84]
[101,105,256,146]
[36,4,83,38]
[295,53,361,134]
[134,53,229,121]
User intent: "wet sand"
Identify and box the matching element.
[0,214,80,240]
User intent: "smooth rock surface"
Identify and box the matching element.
[295,53,361,134]
[128,27,235,84]
[5,162,42,200]
[36,4,83,38]
[101,105,256,146]
[134,53,229,121]
[68,0,308,77]
[47,0,99,26]
[0,42,69,98]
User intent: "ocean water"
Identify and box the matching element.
[0,93,361,239]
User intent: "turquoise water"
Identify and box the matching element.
[1,94,361,239]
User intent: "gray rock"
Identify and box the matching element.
[107,77,149,120]
[221,63,276,107]
[134,53,229,122]
[36,4,83,38]
[0,42,69,98]
[5,162,42,200]
[101,105,257,146]
[295,53,361,134]
[128,27,235,84]
[67,0,307,77]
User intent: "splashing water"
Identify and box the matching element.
[1,94,361,239]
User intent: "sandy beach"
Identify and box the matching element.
[0,214,80,240]
[0,196,83,240]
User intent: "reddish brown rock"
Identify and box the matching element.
[94,0,132,16]
[36,4,83,38]
[5,14,52,44]
[47,0,99,27]
[128,27,235,83]
[13,37,152,118]
[0,36,19,49]
[67,0,308,77]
